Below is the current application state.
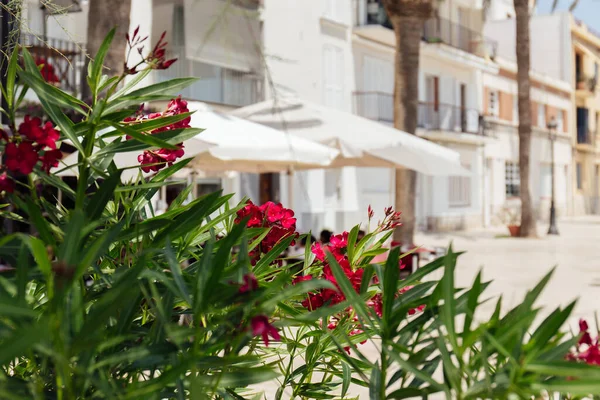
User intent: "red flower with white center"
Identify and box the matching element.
[5,141,39,174]
[251,315,280,347]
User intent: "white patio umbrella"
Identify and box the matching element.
[231,97,470,176]
[185,101,339,173]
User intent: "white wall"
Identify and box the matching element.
[484,13,572,84]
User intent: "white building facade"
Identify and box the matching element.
[263,0,499,233]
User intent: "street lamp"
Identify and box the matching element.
[547,116,559,235]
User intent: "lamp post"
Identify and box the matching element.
[547,116,559,235]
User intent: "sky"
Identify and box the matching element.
[536,0,600,32]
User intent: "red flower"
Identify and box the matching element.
[292,275,313,285]
[0,173,14,194]
[330,232,349,250]
[19,116,60,150]
[368,205,374,219]
[239,274,259,294]
[251,315,280,347]
[148,31,178,70]
[301,293,325,311]
[5,141,39,174]
[35,57,60,84]
[580,319,589,332]
[40,149,63,173]
[311,242,326,262]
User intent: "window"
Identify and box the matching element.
[576,163,583,190]
[323,45,344,110]
[488,90,499,117]
[324,0,344,22]
[505,162,520,197]
[448,164,471,207]
[555,110,564,132]
[537,104,546,128]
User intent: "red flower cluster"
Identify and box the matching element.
[123,97,190,173]
[235,200,297,264]
[251,315,280,347]
[567,319,600,365]
[0,116,63,193]
[35,57,60,84]
[124,26,177,74]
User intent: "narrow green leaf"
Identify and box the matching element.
[5,48,19,109]
[369,363,382,400]
[0,323,49,365]
[95,127,204,156]
[86,170,122,220]
[58,210,86,266]
[90,28,116,90]
[463,269,483,341]
[108,121,179,150]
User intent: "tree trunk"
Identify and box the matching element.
[514,0,537,237]
[83,0,131,96]
[384,0,432,246]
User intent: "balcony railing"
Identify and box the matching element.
[577,126,595,144]
[360,1,497,59]
[155,47,263,107]
[19,33,85,94]
[422,17,497,59]
[354,91,482,134]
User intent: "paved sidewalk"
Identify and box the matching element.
[415,216,600,323]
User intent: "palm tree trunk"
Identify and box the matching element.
[514,0,537,237]
[390,16,423,246]
[83,0,131,96]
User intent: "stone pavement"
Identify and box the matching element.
[259,216,600,399]
[415,215,600,323]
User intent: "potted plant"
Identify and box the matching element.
[499,204,521,237]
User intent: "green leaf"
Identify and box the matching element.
[164,241,192,306]
[90,28,116,91]
[21,196,55,247]
[104,78,200,114]
[58,210,86,266]
[526,361,600,379]
[525,301,576,362]
[193,367,279,388]
[95,127,204,156]
[326,252,373,325]
[86,170,122,220]
[111,69,152,99]
[18,70,87,113]
[26,237,52,280]
[382,246,401,323]
[369,363,382,400]
[341,361,351,398]
[5,48,19,109]
[0,322,49,365]
[463,269,483,342]
[440,249,459,352]
[346,225,359,263]
[106,112,194,136]
[388,388,432,399]
[107,121,179,150]
[532,380,600,396]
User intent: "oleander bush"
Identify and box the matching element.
[0,29,600,400]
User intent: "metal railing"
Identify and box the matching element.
[19,32,85,94]
[155,47,263,107]
[577,127,595,144]
[353,91,482,134]
[422,17,497,59]
[360,1,497,58]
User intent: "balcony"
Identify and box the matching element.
[19,33,85,94]
[575,73,597,97]
[359,1,497,59]
[155,47,263,107]
[577,126,595,145]
[354,91,482,135]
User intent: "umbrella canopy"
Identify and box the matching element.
[232,97,470,176]
[54,103,339,179]
[186,102,339,173]
[54,136,216,181]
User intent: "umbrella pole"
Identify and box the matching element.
[287,169,294,210]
